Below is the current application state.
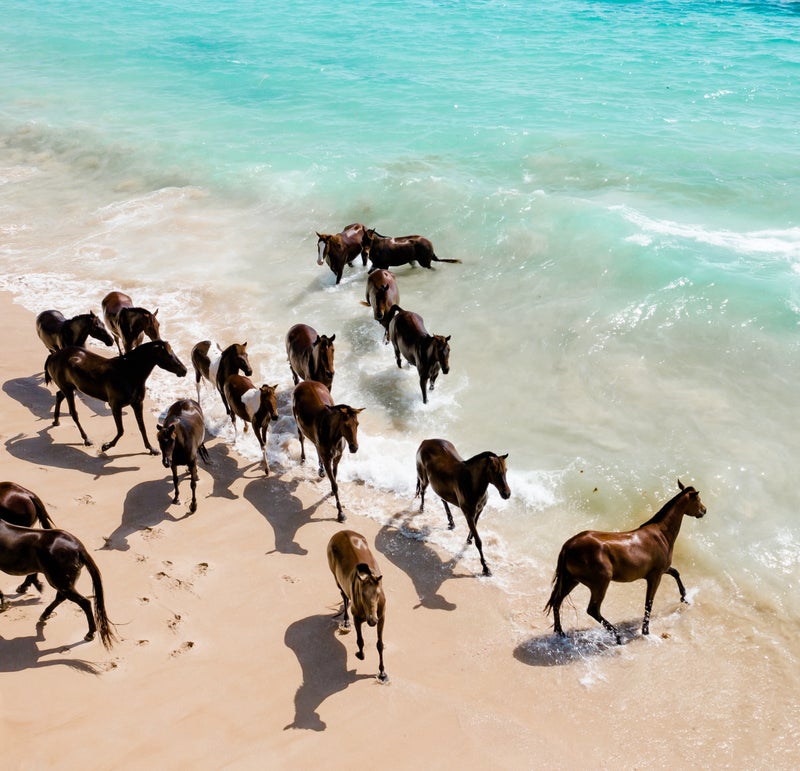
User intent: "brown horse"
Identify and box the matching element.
[156,399,210,513]
[285,324,336,391]
[361,269,399,342]
[362,229,461,270]
[316,223,368,284]
[44,341,187,454]
[292,380,364,522]
[102,290,161,355]
[544,479,707,644]
[388,306,451,404]
[36,309,114,353]
[415,439,510,577]
[0,481,57,595]
[0,520,116,648]
[327,529,387,682]
[191,340,252,416]
[224,374,279,475]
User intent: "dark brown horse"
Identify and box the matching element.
[327,529,387,682]
[544,479,707,644]
[388,306,451,404]
[102,290,161,354]
[224,374,279,475]
[156,399,210,513]
[362,229,461,270]
[0,520,117,648]
[286,324,336,391]
[415,439,510,577]
[44,341,187,454]
[361,269,399,342]
[191,340,252,416]
[36,309,114,353]
[292,380,364,522]
[316,223,368,284]
[0,481,57,595]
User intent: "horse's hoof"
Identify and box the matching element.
[481,567,492,577]
[377,672,389,684]
[148,448,159,456]
[84,631,95,642]
[355,651,365,661]
[85,439,94,447]
[337,513,347,523]
[52,419,60,427]
[189,503,197,514]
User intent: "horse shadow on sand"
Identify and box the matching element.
[0,624,102,675]
[513,620,641,667]
[375,510,479,612]
[283,612,373,731]
[3,372,55,422]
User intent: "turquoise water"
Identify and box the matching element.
[2,0,800,657]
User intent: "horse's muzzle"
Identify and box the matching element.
[348,443,358,454]
[161,457,171,469]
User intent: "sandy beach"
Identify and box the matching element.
[1,290,798,770]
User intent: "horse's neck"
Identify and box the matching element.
[319,407,345,445]
[461,458,491,500]
[208,352,223,383]
[65,315,90,346]
[641,496,686,545]
[121,347,158,379]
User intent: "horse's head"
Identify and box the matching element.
[677,479,706,518]
[143,309,161,342]
[89,311,114,347]
[336,405,364,454]
[432,334,451,374]
[156,423,176,468]
[154,341,188,378]
[353,562,384,627]
[260,384,280,422]
[316,232,332,265]
[314,334,336,388]
[490,453,511,500]
[231,342,253,377]
[361,228,376,258]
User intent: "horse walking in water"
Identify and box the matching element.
[316,223,368,284]
[156,399,210,514]
[415,439,510,577]
[102,291,161,355]
[361,269,399,343]
[285,324,336,391]
[292,380,364,522]
[36,309,114,353]
[190,340,252,416]
[224,374,279,475]
[0,520,117,648]
[544,479,707,644]
[44,341,187,454]
[362,229,461,271]
[0,481,57,595]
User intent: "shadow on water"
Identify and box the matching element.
[283,612,372,731]
[0,624,101,674]
[513,621,640,667]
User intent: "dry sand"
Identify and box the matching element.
[0,292,795,769]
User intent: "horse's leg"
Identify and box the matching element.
[324,456,345,522]
[229,411,238,437]
[666,566,688,603]
[586,581,621,644]
[131,399,158,455]
[217,385,231,416]
[257,425,269,475]
[336,588,351,631]
[39,590,67,622]
[376,614,387,682]
[418,371,429,404]
[550,575,580,638]
[100,403,126,452]
[415,472,428,511]
[289,365,299,386]
[63,389,92,446]
[61,586,97,641]
[392,341,402,369]
[441,501,455,530]
[0,589,4,612]
[465,516,490,576]
[171,461,181,505]
[642,573,664,636]
[354,615,366,660]
[429,369,438,391]
[188,459,198,513]
[194,370,202,403]
[52,390,65,426]
[16,573,43,594]
[297,428,306,463]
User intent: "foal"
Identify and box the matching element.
[191,340,252,416]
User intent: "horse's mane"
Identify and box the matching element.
[640,486,696,526]
[465,451,500,465]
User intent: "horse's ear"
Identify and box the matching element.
[329,334,336,343]
[243,342,248,348]
[356,563,373,581]
[156,424,163,432]
[154,308,159,317]
[445,335,451,341]
[678,479,685,490]
[500,453,508,460]
[354,407,366,414]
[270,384,279,391]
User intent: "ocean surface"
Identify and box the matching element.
[2,0,800,749]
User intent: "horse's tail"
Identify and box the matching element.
[198,443,211,465]
[31,493,56,529]
[543,546,568,617]
[80,549,118,649]
[432,254,462,264]
[44,353,55,384]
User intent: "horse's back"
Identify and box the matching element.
[0,482,39,526]
[327,529,379,589]
[292,379,333,417]
[102,291,132,316]
[36,310,66,351]
[416,439,463,496]
[286,324,316,355]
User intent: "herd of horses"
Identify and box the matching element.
[1,223,707,679]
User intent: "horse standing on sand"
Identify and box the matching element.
[224,374,279,475]
[285,324,336,391]
[544,479,707,644]
[415,438,510,577]
[316,223,368,284]
[44,340,187,454]
[101,291,161,355]
[36,309,114,353]
[327,529,387,682]
[0,520,117,648]
[191,340,252,416]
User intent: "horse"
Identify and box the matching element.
[361,269,399,343]
[156,399,210,513]
[44,340,187,454]
[224,374,279,475]
[285,323,336,391]
[190,340,252,416]
[291,380,364,522]
[544,479,707,644]
[415,439,510,577]
[316,223,368,284]
[36,309,114,353]
[101,290,161,355]
[362,229,461,271]
[0,481,57,595]
[388,306,451,404]
[327,529,387,683]
[0,520,117,648]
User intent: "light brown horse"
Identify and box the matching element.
[388,306,451,404]
[544,479,707,644]
[415,438,510,577]
[0,520,117,648]
[36,309,113,353]
[292,380,364,522]
[44,341,187,454]
[190,340,252,416]
[224,374,279,475]
[316,223,368,284]
[361,269,399,343]
[285,324,336,391]
[102,290,161,355]
[327,529,387,682]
